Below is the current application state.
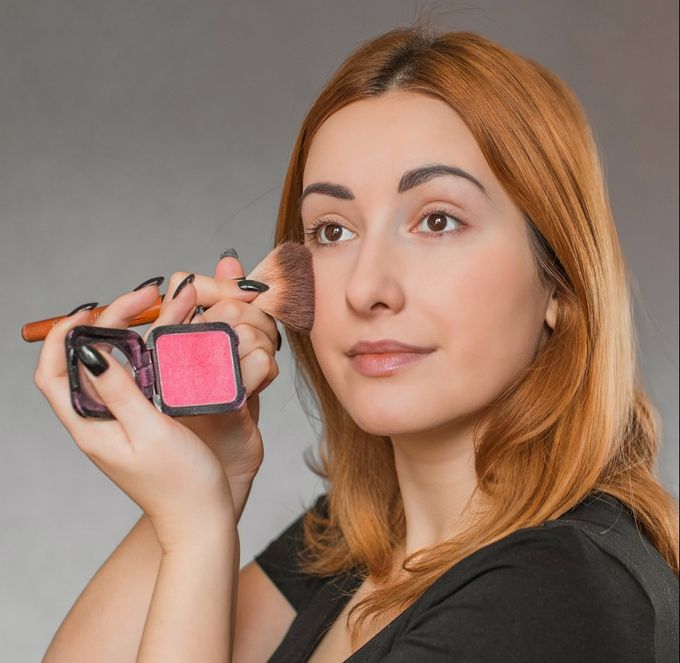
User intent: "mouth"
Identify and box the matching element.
[347,339,435,356]
[348,350,433,377]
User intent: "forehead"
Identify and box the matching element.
[303,91,491,187]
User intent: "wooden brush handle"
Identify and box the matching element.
[21,297,164,343]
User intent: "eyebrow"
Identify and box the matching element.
[300,163,490,203]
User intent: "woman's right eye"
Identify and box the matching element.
[304,220,356,246]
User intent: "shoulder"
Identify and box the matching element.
[395,513,671,662]
[253,494,329,612]
[421,492,677,614]
[422,521,654,612]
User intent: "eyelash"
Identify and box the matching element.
[303,207,467,247]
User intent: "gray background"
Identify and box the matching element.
[1,1,677,660]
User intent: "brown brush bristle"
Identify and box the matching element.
[245,242,315,334]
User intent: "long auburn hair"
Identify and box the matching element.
[272,26,679,646]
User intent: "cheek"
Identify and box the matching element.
[309,261,345,365]
[435,243,544,403]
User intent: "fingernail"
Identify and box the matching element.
[67,302,98,316]
[220,248,239,260]
[132,275,165,291]
[172,273,195,299]
[276,329,282,351]
[190,305,205,322]
[237,279,269,293]
[77,344,109,376]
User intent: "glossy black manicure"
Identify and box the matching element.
[276,329,282,352]
[237,279,269,293]
[132,275,165,291]
[77,345,109,376]
[67,302,98,316]
[172,273,195,299]
[190,305,205,322]
[220,248,239,260]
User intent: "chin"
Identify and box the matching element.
[341,399,452,437]
[350,417,414,437]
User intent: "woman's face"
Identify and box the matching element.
[302,91,556,437]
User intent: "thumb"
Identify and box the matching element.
[215,249,245,281]
[77,344,162,435]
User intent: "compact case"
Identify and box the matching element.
[65,322,247,418]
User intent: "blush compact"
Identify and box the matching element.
[65,323,247,418]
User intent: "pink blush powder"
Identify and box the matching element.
[154,331,237,407]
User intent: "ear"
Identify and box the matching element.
[544,289,558,331]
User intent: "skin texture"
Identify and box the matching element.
[302,90,558,555]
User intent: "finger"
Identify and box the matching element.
[215,251,245,281]
[212,255,250,339]
[77,343,168,439]
[159,272,193,315]
[254,350,280,396]
[181,302,202,325]
[35,308,97,390]
[143,281,198,342]
[94,278,165,329]
[34,310,120,446]
[161,271,259,315]
[230,323,276,358]
[189,306,206,324]
[239,348,279,399]
[202,298,278,349]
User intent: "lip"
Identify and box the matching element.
[349,351,431,377]
[346,340,435,377]
[347,339,435,356]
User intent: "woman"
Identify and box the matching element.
[39,27,678,662]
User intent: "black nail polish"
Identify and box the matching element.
[77,344,109,376]
[220,248,239,260]
[67,302,98,316]
[237,279,269,293]
[190,305,205,322]
[276,329,282,352]
[133,276,165,291]
[172,273,195,299]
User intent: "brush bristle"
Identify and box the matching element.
[245,242,315,333]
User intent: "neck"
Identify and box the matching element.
[390,414,486,557]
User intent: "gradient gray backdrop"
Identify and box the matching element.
[2,1,677,660]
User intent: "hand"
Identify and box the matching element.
[34,303,235,553]
[163,255,280,503]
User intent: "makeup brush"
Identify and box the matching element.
[21,241,314,342]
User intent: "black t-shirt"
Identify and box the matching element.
[254,491,679,662]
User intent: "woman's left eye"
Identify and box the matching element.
[413,209,466,238]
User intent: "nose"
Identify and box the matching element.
[344,228,406,318]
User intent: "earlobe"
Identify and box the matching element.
[544,290,558,331]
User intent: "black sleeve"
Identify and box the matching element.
[381,526,656,663]
[254,494,328,613]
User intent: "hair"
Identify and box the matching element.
[272,25,679,648]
